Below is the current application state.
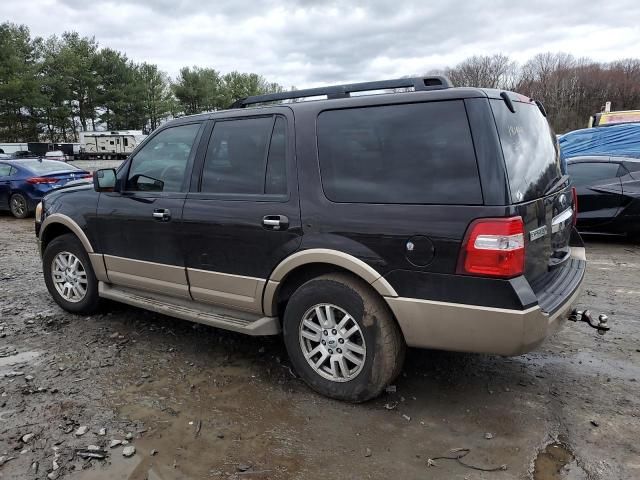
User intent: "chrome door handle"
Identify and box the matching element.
[152,208,171,221]
[263,215,289,230]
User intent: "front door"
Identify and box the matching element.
[96,122,204,298]
[181,110,302,313]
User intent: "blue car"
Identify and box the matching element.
[0,159,92,218]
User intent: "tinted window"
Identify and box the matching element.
[202,116,275,195]
[491,100,561,203]
[317,101,481,204]
[568,162,621,187]
[127,123,200,192]
[0,164,11,176]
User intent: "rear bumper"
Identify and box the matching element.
[385,247,586,356]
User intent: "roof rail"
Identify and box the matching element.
[229,76,453,109]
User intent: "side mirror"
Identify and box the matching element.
[93,168,117,192]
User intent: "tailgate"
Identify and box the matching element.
[516,185,575,282]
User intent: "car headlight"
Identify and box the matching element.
[35,202,43,223]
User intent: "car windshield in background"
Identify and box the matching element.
[491,99,561,203]
[21,160,81,174]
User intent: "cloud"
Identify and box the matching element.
[2,0,639,87]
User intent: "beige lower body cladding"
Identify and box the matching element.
[386,284,581,356]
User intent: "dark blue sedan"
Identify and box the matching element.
[0,159,92,218]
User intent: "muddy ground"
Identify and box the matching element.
[1,214,638,480]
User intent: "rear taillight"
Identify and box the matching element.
[457,216,525,278]
[26,177,59,184]
[571,187,578,226]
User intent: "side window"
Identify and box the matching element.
[0,164,11,176]
[317,101,482,204]
[201,116,279,195]
[265,117,287,195]
[568,162,620,187]
[126,123,200,192]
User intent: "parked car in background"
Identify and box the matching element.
[36,77,587,402]
[12,150,39,159]
[44,150,67,162]
[567,156,640,238]
[0,159,91,218]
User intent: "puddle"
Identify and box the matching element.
[533,443,588,480]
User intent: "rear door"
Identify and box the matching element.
[566,160,623,228]
[180,109,301,314]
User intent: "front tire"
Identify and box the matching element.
[43,233,100,314]
[10,193,29,218]
[283,273,405,402]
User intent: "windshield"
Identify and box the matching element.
[491,99,561,203]
[21,160,81,174]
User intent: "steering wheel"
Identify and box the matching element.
[160,164,184,181]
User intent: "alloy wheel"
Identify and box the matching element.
[299,303,367,382]
[51,251,88,303]
[10,195,27,217]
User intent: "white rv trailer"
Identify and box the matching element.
[79,131,147,159]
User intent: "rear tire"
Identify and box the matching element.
[43,233,100,314]
[283,273,405,402]
[9,193,29,219]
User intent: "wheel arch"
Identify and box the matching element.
[262,249,397,316]
[40,214,94,254]
[39,214,109,283]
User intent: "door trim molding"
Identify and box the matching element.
[187,268,265,314]
[103,254,190,299]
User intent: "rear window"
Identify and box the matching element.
[21,160,81,174]
[567,162,622,187]
[317,101,482,204]
[491,99,561,203]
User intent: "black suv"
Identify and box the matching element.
[36,77,586,402]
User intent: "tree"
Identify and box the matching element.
[0,23,43,142]
[138,63,175,131]
[56,32,100,135]
[445,54,516,89]
[219,71,283,107]
[95,48,145,130]
[172,67,222,115]
[39,34,75,141]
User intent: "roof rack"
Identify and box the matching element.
[229,76,453,109]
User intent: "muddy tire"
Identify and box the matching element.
[10,193,29,219]
[43,233,100,314]
[283,273,405,402]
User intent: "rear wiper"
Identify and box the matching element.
[544,174,570,196]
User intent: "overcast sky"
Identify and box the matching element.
[2,0,639,87]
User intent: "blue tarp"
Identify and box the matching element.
[559,123,640,160]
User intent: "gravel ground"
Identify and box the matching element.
[0,215,638,480]
[67,160,123,172]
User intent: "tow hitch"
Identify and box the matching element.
[568,309,610,335]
